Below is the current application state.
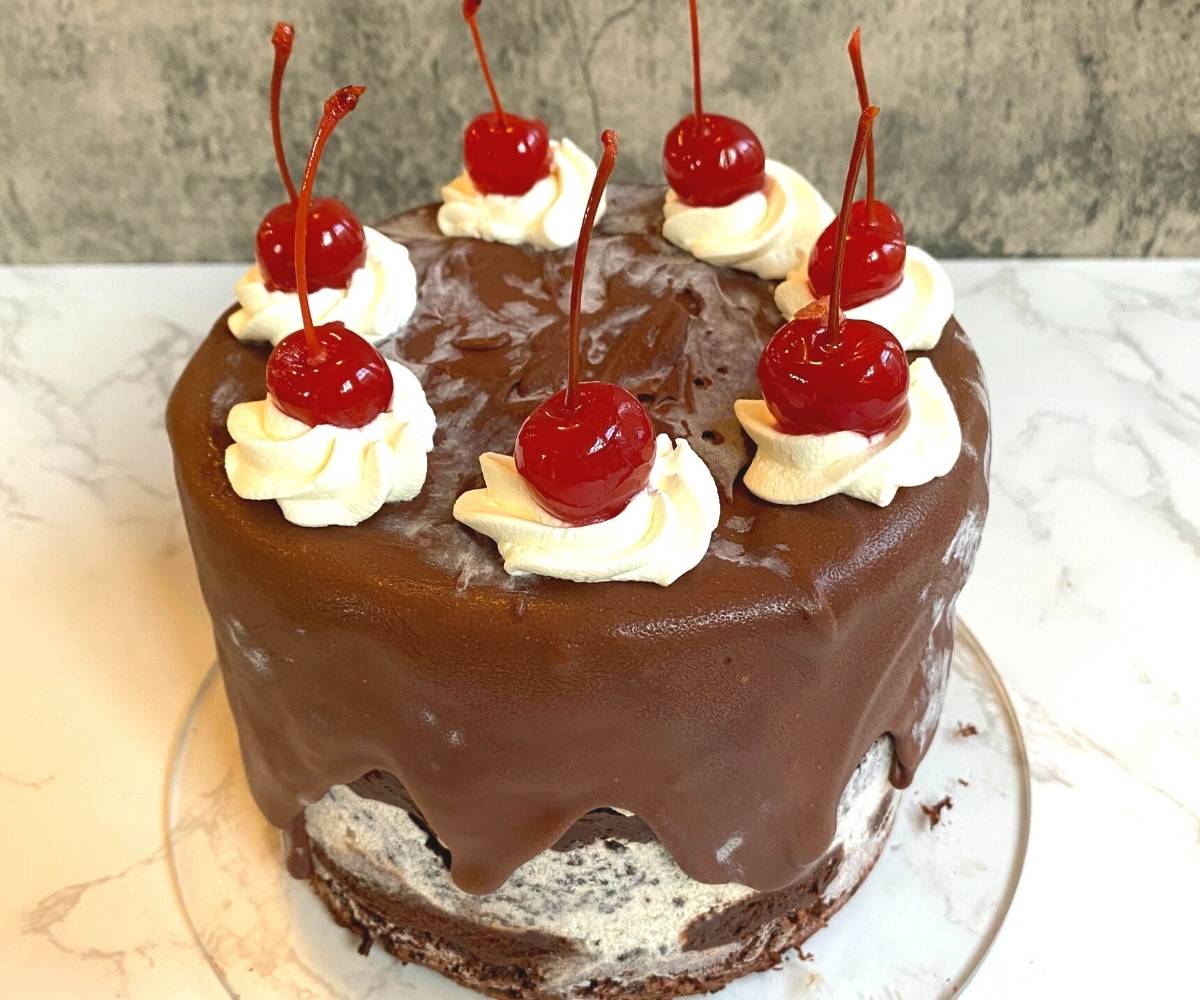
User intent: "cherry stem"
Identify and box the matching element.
[688,0,704,122]
[848,27,875,223]
[564,129,618,410]
[828,105,879,335]
[463,0,506,125]
[270,22,298,204]
[294,86,366,363]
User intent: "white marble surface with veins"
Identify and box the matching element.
[1,260,1197,998]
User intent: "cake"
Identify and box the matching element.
[167,11,989,1000]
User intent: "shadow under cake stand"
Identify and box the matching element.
[167,623,1029,999]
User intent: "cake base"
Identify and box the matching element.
[301,738,897,1000]
[307,835,886,1000]
[167,624,1028,1000]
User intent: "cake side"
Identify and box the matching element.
[166,184,990,899]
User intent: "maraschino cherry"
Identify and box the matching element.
[758,106,909,437]
[266,87,393,430]
[514,130,656,525]
[254,22,367,293]
[807,27,907,309]
[460,0,553,196]
[662,0,766,207]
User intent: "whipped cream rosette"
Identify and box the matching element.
[775,244,953,352]
[229,227,418,346]
[662,160,834,279]
[438,138,604,250]
[454,434,719,585]
[736,358,960,506]
[226,359,435,528]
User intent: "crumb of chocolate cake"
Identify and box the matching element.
[956,721,979,737]
[958,778,970,787]
[921,796,954,828]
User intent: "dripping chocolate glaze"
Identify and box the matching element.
[167,186,990,896]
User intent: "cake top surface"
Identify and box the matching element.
[187,186,985,595]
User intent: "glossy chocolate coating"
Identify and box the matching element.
[166,185,989,896]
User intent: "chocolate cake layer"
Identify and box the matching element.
[167,185,990,899]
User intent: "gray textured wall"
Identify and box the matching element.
[2,0,1196,263]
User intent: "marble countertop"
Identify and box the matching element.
[2,260,1196,998]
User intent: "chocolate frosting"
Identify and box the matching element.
[167,186,990,897]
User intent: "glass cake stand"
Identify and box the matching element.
[167,623,1029,999]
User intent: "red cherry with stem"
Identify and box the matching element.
[662,0,766,207]
[266,87,393,430]
[758,106,909,438]
[807,27,906,309]
[514,131,656,526]
[460,0,553,196]
[253,23,367,293]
